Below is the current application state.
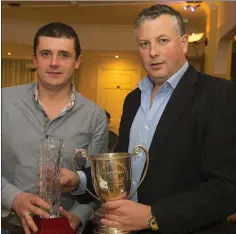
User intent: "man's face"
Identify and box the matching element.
[33,36,81,90]
[135,14,188,85]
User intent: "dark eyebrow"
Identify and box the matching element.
[39,49,51,54]
[39,50,72,56]
[59,50,72,55]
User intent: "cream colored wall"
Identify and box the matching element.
[217,2,236,41]
[204,2,236,78]
[214,38,234,80]
[204,6,218,76]
[2,42,33,59]
[77,51,142,103]
[214,2,236,80]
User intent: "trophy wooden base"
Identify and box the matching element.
[33,216,75,234]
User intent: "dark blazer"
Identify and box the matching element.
[116,66,236,234]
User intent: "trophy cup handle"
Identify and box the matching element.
[72,148,100,201]
[127,144,149,199]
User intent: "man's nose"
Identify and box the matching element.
[149,44,160,58]
[49,55,60,67]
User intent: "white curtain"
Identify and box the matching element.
[1,59,34,87]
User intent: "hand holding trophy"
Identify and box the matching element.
[34,137,75,234]
[73,145,149,234]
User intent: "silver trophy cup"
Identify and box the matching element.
[73,144,149,234]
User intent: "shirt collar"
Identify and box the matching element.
[139,60,189,92]
[33,82,76,108]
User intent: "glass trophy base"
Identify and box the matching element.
[33,215,75,234]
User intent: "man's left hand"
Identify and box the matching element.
[59,206,81,231]
[101,200,151,231]
[60,168,80,193]
[37,168,79,194]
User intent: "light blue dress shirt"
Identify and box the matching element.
[128,61,189,201]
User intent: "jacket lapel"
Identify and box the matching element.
[116,89,141,152]
[149,66,199,157]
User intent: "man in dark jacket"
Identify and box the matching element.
[100,4,236,234]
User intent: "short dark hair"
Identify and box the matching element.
[134,4,185,36]
[33,22,81,59]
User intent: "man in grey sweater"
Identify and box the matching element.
[2,22,108,234]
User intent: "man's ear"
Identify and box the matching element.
[181,34,188,54]
[32,55,37,68]
[75,55,82,70]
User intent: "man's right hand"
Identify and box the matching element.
[11,192,50,234]
[60,168,80,193]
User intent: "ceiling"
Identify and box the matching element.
[2,1,206,26]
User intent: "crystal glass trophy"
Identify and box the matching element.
[33,137,74,234]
